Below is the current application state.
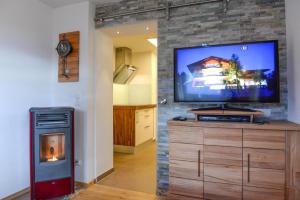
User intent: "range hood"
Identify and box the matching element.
[113,47,137,84]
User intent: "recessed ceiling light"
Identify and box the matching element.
[147,38,157,47]
[146,26,150,31]
[116,31,120,34]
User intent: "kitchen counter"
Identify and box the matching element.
[113,104,157,110]
[113,104,156,153]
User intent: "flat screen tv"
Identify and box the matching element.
[174,40,280,103]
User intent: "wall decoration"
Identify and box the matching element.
[57,31,80,82]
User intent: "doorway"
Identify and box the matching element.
[97,21,158,195]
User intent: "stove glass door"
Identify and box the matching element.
[40,133,66,163]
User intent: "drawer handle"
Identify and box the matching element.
[248,153,250,183]
[198,150,201,177]
[144,126,150,129]
[145,115,150,118]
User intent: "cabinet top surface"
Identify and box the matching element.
[168,120,300,131]
[113,104,156,110]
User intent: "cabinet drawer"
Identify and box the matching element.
[243,167,285,189]
[169,126,203,144]
[243,129,286,150]
[204,182,242,200]
[204,128,242,147]
[243,148,285,170]
[169,177,203,199]
[243,186,284,200]
[170,160,203,181]
[204,164,242,185]
[170,143,203,162]
[168,193,202,200]
[204,146,242,166]
[135,123,153,146]
[135,109,153,126]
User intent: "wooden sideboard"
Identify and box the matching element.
[113,104,156,153]
[168,120,300,200]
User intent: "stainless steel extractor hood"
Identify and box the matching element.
[113,47,137,84]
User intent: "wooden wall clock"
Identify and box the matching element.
[57,31,80,82]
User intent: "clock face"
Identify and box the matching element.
[56,40,72,57]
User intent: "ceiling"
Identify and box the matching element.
[100,21,157,53]
[113,35,157,53]
[40,0,120,8]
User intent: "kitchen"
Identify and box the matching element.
[98,21,158,194]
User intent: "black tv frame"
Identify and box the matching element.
[173,40,280,104]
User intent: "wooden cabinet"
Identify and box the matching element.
[204,146,242,166]
[243,186,285,200]
[243,129,286,150]
[204,164,242,185]
[243,148,285,170]
[168,120,300,200]
[204,128,242,147]
[204,182,242,200]
[170,160,203,181]
[169,177,203,199]
[113,105,156,153]
[169,143,203,162]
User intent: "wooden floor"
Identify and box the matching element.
[98,141,156,194]
[72,185,164,200]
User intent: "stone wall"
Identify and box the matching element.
[95,0,287,195]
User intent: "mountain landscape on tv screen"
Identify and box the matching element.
[175,42,277,102]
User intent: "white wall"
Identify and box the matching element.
[113,51,157,105]
[286,0,300,123]
[51,1,97,183]
[0,0,115,197]
[94,30,114,178]
[0,0,53,198]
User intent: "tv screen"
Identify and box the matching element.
[174,41,279,103]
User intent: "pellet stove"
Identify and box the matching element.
[30,107,75,200]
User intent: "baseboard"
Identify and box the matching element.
[95,168,114,183]
[114,145,135,154]
[114,139,155,154]
[3,187,30,200]
[75,180,95,189]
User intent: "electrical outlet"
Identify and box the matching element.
[75,160,82,166]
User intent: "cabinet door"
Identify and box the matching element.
[243,186,284,200]
[169,177,203,199]
[243,167,285,189]
[169,126,203,145]
[204,164,242,185]
[243,148,285,170]
[204,146,242,166]
[169,143,203,162]
[204,128,242,147]
[204,182,242,200]
[168,193,202,200]
[170,160,203,181]
[243,129,285,150]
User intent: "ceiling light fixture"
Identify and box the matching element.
[147,38,157,47]
[116,31,120,34]
[146,26,150,31]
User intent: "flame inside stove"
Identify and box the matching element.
[48,155,58,162]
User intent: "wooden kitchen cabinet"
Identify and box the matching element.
[168,120,300,200]
[113,105,156,153]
